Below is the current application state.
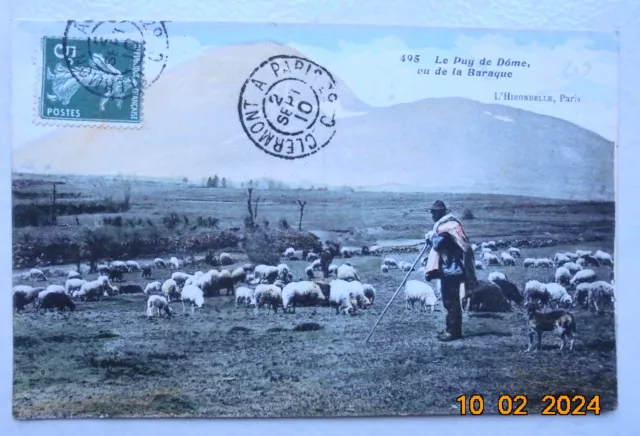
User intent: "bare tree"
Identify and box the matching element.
[297,200,307,230]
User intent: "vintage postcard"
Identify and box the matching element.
[11,21,616,419]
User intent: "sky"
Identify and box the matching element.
[12,20,618,147]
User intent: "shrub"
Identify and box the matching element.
[244,227,280,265]
[278,218,291,230]
[462,208,475,220]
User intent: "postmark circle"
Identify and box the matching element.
[62,20,169,100]
[238,55,339,160]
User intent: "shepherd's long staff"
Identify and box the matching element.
[364,241,431,344]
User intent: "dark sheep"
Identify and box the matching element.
[467,280,512,312]
[205,275,235,297]
[306,268,315,279]
[493,278,523,306]
[39,292,76,313]
[232,271,247,285]
[119,284,143,294]
[582,255,600,267]
[316,282,331,307]
[13,292,29,312]
[98,265,111,275]
[361,245,370,256]
[141,266,152,279]
[109,269,124,282]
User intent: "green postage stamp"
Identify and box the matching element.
[38,36,144,125]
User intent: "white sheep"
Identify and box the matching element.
[586,281,615,312]
[65,278,87,295]
[219,252,233,265]
[344,281,371,309]
[500,252,516,266]
[474,261,484,270]
[144,281,162,294]
[218,269,231,279]
[383,257,399,269]
[362,284,376,305]
[328,280,357,315]
[171,272,192,287]
[235,286,256,307]
[169,257,181,269]
[575,250,592,258]
[341,247,354,258]
[555,267,571,285]
[254,264,279,283]
[154,258,167,268]
[97,264,110,275]
[306,252,319,262]
[162,279,180,301]
[181,284,204,313]
[380,264,389,273]
[309,259,322,272]
[254,284,283,314]
[29,268,47,281]
[524,280,550,307]
[507,247,521,258]
[573,282,592,307]
[67,270,81,280]
[404,280,438,312]
[594,250,614,266]
[283,247,295,258]
[545,283,572,308]
[337,264,360,281]
[399,261,413,272]
[110,260,128,272]
[125,260,141,271]
[328,264,338,276]
[569,269,597,287]
[534,258,554,268]
[523,258,536,268]
[564,252,579,261]
[553,253,570,266]
[481,247,493,254]
[576,257,586,267]
[277,263,291,281]
[282,281,326,313]
[483,253,501,266]
[146,295,172,317]
[563,262,583,275]
[231,267,246,282]
[488,271,506,283]
[370,245,381,255]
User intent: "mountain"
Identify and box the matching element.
[13,43,614,201]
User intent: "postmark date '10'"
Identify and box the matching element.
[456,394,601,416]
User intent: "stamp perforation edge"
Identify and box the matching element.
[31,36,145,129]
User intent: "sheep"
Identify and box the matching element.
[344,281,371,309]
[14,285,41,311]
[38,285,66,303]
[534,258,554,268]
[492,278,523,306]
[328,263,338,276]
[97,264,111,275]
[67,270,81,280]
[77,277,115,301]
[488,272,506,283]
[277,264,291,282]
[340,247,354,258]
[467,280,512,312]
[231,267,246,284]
[404,280,438,312]
[573,283,592,308]
[154,258,167,268]
[383,257,399,269]
[218,269,231,279]
[181,284,205,313]
[306,252,319,262]
[144,281,162,294]
[594,250,613,266]
[208,274,235,297]
[545,283,573,308]
[254,264,279,283]
[500,252,516,266]
[125,260,141,272]
[171,272,192,287]
[523,258,536,268]
[524,280,551,308]
[110,261,128,272]
[507,247,521,258]
[162,279,180,302]
[362,284,376,305]
[38,292,76,313]
[146,295,172,318]
[310,259,322,272]
[576,257,586,267]
[119,284,143,294]
[65,278,87,295]
[587,281,615,313]
[553,253,571,266]
[29,268,47,281]
[328,280,357,315]
[481,247,493,254]
[569,269,597,287]
[141,265,152,279]
[337,264,360,281]
[283,247,295,259]
[242,263,254,272]
[474,261,484,270]
[169,257,181,269]
[563,262,583,275]
[380,264,389,273]
[554,267,571,286]
[369,245,381,255]
[305,265,315,279]
[575,250,592,258]
[483,253,501,266]
[108,269,124,283]
[282,281,326,313]
[399,261,413,272]
[219,252,233,265]
[235,287,256,308]
[14,291,30,312]
[564,252,579,261]
[581,255,600,267]
[254,284,283,314]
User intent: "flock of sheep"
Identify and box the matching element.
[12,241,615,346]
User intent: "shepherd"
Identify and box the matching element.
[424,200,479,341]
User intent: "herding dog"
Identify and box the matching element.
[525,303,576,352]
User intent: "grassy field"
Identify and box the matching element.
[12,173,616,418]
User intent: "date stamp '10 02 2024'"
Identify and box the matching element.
[38,36,144,125]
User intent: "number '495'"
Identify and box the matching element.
[401,54,420,63]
